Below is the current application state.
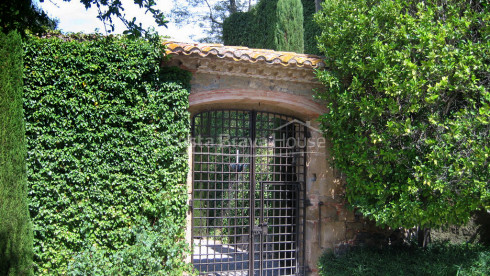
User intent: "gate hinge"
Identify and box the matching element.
[189,199,193,211]
[306,130,312,139]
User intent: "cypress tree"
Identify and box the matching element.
[0,31,34,276]
[275,0,304,53]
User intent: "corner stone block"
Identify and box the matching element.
[322,204,339,220]
[305,220,318,245]
[306,241,322,274]
[306,203,339,221]
[306,205,319,221]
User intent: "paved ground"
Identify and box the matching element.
[193,239,249,275]
[193,239,294,276]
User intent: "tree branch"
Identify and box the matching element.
[204,0,223,26]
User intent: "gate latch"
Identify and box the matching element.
[253,223,268,235]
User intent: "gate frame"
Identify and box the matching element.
[189,109,308,275]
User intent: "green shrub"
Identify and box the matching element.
[315,0,489,228]
[0,30,34,276]
[23,33,190,274]
[68,219,190,275]
[318,243,490,276]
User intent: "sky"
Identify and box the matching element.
[34,0,203,42]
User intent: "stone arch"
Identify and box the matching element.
[188,89,327,120]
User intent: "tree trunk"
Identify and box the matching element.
[229,0,237,14]
[417,227,431,248]
[315,0,322,12]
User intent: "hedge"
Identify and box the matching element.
[318,242,489,276]
[0,30,34,276]
[23,33,191,275]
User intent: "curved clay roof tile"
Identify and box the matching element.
[164,41,325,69]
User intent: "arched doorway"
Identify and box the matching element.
[191,110,307,275]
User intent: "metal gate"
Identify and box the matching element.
[191,110,306,276]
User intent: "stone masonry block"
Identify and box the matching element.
[320,221,346,248]
[338,207,355,222]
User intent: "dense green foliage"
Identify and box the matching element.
[302,0,321,55]
[0,31,34,276]
[222,0,321,54]
[318,242,489,276]
[223,0,304,52]
[315,0,489,229]
[222,11,255,47]
[0,0,55,35]
[23,33,191,275]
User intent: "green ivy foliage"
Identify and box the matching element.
[0,30,34,276]
[223,0,304,53]
[23,33,190,274]
[315,0,489,228]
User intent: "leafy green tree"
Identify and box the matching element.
[74,0,168,37]
[0,0,56,35]
[1,0,167,37]
[0,30,34,276]
[315,0,489,238]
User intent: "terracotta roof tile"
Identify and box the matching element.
[164,41,325,69]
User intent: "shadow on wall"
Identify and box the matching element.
[474,210,490,245]
[426,210,490,245]
[338,209,490,256]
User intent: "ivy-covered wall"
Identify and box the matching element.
[223,0,304,53]
[23,34,191,275]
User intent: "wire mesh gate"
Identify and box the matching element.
[191,110,306,276]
